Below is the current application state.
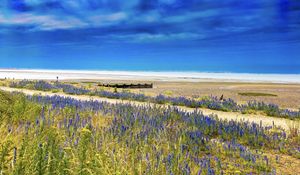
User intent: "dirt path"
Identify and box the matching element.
[1,86,298,131]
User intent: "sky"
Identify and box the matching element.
[0,0,300,73]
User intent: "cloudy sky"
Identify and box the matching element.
[0,0,300,73]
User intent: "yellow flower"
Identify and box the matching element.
[81,128,91,134]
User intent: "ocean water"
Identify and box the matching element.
[1,57,300,74]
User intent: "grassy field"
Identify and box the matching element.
[0,90,300,174]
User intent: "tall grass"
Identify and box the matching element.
[0,90,299,174]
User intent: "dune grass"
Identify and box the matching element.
[238,92,278,97]
[0,90,300,174]
[6,80,300,120]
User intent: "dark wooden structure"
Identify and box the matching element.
[98,83,153,89]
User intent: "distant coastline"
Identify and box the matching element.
[0,68,300,84]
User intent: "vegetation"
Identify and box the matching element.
[8,80,300,120]
[238,92,277,97]
[0,90,299,174]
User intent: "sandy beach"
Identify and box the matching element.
[1,86,299,131]
[1,69,300,109]
[1,69,300,83]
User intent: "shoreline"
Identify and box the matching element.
[1,68,300,84]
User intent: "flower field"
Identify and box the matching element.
[0,90,299,174]
[9,80,300,120]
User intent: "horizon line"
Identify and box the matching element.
[1,68,300,76]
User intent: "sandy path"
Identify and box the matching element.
[1,86,298,131]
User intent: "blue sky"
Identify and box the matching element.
[0,0,300,73]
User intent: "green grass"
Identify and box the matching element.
[238,92,278,97]
[0,91,299,174]
[163,90,174,96]
[69,82,79,85]
[0,80,9,87]
[81,81,97,84]
[51,89,61,93]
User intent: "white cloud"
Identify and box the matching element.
[0,12,128,30]
[164,10,218,23]
[40,16,88,30]
[95,33,205,43]
[0,13,88,30]
[89,12,127,26]
[133,33,204,42]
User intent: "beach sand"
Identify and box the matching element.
[1,69,300,109]
[134,81,300,109]
[69,80,300,109]
[1,86,299,131]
